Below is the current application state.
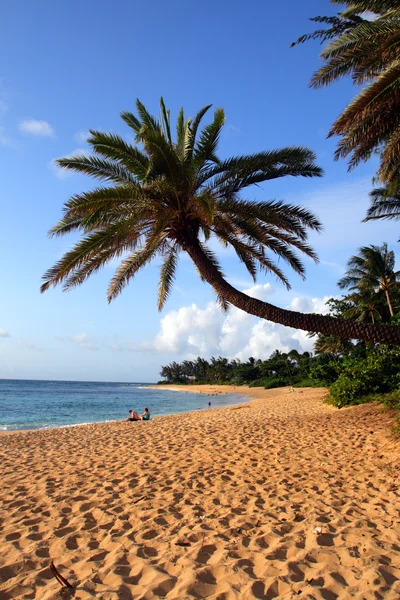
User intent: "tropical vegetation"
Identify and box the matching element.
[338,243,400,317]
[292,0,400,191]
[160,351,317,389]
[41,99,400,344]
[159,343,400,412]
[160,246,400,416]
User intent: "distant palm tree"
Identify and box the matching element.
[364,187,400,237]
[343,292,383,324]
[292,1,400,188]
[338,243,400,317]
[314,334,353,357]
[41,99,400,344]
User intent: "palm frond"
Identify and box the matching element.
[194,108,225,168]
[41,220,145,293]
[364,186,400,220]
[216,294,230,312]
[87,131,149,180]
[292,3,400,186]
[185,104,212,159]
[158,246,178,311]
[159,97,172,145]
[56,155,137,184]
[135,99,160,133]
[107,240,162,302]
[120,110,142,136]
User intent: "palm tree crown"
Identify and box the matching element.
[342,292,383,325]
[42,99,400,344]
[338,243,400,317]
[42,98,322,309]
[293,1,400,189]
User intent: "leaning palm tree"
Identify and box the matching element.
[338,243,400,317]
[292,1,400,188]
[41,99,400,344]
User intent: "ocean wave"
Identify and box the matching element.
[0,419,123,432]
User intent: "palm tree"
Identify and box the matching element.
[314,334,353,357]
[343,292,383,324]
[292,1,400,188]
[364,187,400,236]
[338,243,400,317]
[41,99,400,344]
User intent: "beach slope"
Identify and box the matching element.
[1,385,399,599]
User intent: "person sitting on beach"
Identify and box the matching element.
[140,407,151,421]
[126,409,140,422]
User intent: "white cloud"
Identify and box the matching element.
[142,284,329,360]
[288,295,333,315]
[74,130,90,144]
[19,119,55,137]
[231,294,333,361]
[51,147,89,179]
[0,329,10,338]
[57,332,99,350]
[152,302,222,354]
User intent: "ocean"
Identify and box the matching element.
[0,379,247,431]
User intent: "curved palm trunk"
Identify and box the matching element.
[385,289,394,318]
[185,240,400,345]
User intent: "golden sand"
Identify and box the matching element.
[1,385,400,599]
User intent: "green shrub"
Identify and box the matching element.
[382,390,400,410]
[309,361,340,385]
[292,378,323,388]
[263,377,288,389]
[327,348,400,408]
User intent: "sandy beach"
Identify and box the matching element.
[1,385,400,599]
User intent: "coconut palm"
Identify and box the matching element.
[41,99,400,344]
[343,292,383,324]
[338,243,400,317]
[292,1,400,188]
[314,334,353,356]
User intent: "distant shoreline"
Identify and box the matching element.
[143,383,241,395]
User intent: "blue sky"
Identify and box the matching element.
[0,0,398,382]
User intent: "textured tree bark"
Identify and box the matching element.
[185,240,400,345]
[385,288,394,318]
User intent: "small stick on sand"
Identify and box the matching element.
[50,560,74,588]
[133,495,146,504]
